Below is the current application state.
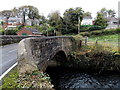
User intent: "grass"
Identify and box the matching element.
[0,66,54,89]
[88,34,119,51]
[89,34,119,43]
[1,66,18,89]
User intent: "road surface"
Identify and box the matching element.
[0,43,18,79]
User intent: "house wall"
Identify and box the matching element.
[81,19,93,25]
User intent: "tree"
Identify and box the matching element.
[94,12,108,28]
[84,12,91,17]
[0,10,13,17]
[39,15,47,25]
[12,7,19,17]
[107,9,116,18]
[18,5,40,26]
[99,8,108,18]
[63,7,84,34]
[99,8,116,18]
[48,11,63,34]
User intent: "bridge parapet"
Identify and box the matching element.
[18,36,82,74]
[0,35,42,45]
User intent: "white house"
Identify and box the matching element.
[106,17,118,29]
[81,16,93,25]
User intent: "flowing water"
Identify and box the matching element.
[46,66,120,89]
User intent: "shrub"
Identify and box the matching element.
[80,25,105,32]
[80,28,120,36]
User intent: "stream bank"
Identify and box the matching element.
[45,44,120,89]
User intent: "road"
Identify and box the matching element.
[0,43,18,79]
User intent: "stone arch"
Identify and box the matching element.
[38,50,68,71]
[50,50,67,63]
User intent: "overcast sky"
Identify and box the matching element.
[0,0,120,18]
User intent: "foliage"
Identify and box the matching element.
[94,12,108,28]
[99,8,116,18]
[80,28,120,36]
[68,43,120,72]
[0,29,19,35]
[89,34,119,43]
[17,70,53,88]
[48,11,63,33]
[80,25,105,32]
[1,67,53,89]
[1,67,18,88]
[0,28,4,35]
[84,12,91,17]
[88,34,119,52]
[62,7,84,34]
[18,5,40,26]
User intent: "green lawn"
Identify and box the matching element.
[88,34,120,51]
[88,34,119,43]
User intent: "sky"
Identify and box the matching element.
[0,0,120,18]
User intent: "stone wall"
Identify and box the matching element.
[18,36,82,74]
[0,35,43,45]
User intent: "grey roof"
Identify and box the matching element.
[108,17,118,22]
[25,28,42,34]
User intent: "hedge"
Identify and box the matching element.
[80,25,105,32]
[80,28,120,36]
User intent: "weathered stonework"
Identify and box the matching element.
[0,35,43,45]
[18,36,82,74]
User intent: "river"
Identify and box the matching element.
[46,66,120,89]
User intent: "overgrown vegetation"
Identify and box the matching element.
[1,67,54,89]
[80,25,105,32]
[67,44,120,73]
[80,28,120,36]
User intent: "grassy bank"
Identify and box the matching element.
[1,66,54,89]
[67,44,120,73]
[89,34,118,43]
[88,34,119,51]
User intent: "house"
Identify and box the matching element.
[26,18,39,26]
[17,28,42,36]
[7,17,23,26]
[81,16,93,25]
[1,16,23,29]
[106,17,119,29]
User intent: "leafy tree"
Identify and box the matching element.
[63,7,84,34]
[0,10,13,17]
[99,8,116,18]
[84,12,91,17]
[48,11,63,33]
[99,8,108,18]
[39,15,47,25]
[18,5,40,26]
[94,12,108,28]
[107,9,116,18]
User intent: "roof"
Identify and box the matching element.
[25,28,42,34]
[107,17,118,22]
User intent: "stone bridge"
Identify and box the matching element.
[18,36,82,74]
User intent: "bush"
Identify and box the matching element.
[0,29,4,35]
[80,25,105,32]
[80,28,120,36]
